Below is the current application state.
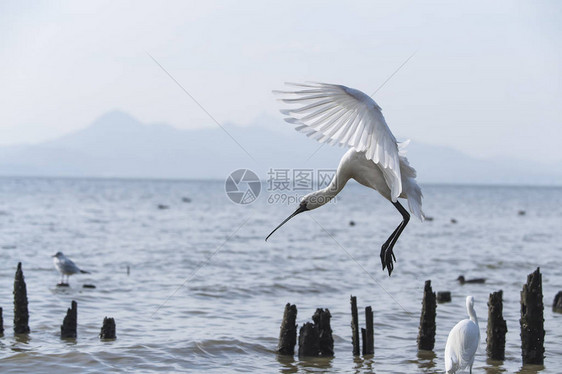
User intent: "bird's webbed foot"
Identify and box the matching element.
[380,243,397,276]
[380,243,387,269]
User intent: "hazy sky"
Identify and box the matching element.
[1,1,561,162]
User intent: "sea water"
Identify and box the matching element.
[0,177,561,373]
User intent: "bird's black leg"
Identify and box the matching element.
[380,201,410,276]
[380,225,401,261]
[380,224,400,268]
[380,222,404,273]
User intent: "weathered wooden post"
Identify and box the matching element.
[350,297,373,357]
[437,291,451,303]
[417,280,436,351]
[100,317,116,339]
[361,328,366,355]
[350,295,360,356]
[553,291,562,313]
[61,301,77,338]
[0,307,3,336]
[486,290,507,360]
[520,267,544,365]
[313,308,333,357]
[277,303,297,355]
[296,308,334,357]
[298,323,319,357]
[362,306,374,355]
[13,262,30,334]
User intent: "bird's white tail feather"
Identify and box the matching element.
[400,156,425,221]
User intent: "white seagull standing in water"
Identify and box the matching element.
[52,251,90,285]
[445,296,480,373]
[265,82,425,275]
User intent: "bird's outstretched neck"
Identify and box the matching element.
[306,168,349,209]
[265,167,349,241]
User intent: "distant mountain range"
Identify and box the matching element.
[1,110,560,185]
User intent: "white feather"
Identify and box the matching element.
[445,296,480,373]
[275,82,402,202]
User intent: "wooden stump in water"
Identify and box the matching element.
[362,306,374,355]
[277,303,297,355]
[553,291,562,313]
[313,308,333,357]
[361,328,366,355]
[296,308,334,357]
[350,295,360,356]
[13,262,30,334]
[100,317,116,340]
[298,322,319,357]
[520,267,544,365]
[486,290,507,360]
[437,291,451,303]
[417,280,436,351]
[61,300,77,339]
[350,296,374,357]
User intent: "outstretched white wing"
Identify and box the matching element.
[274,82,402,201]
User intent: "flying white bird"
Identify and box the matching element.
[52,251,90,284]
[445,296,480,374]
[265,82,424,275]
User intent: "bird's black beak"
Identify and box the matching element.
[265,202,309,241]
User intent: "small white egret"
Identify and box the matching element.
[265,82,425,275]
[445,296,480,374]
[52,251,90,285]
